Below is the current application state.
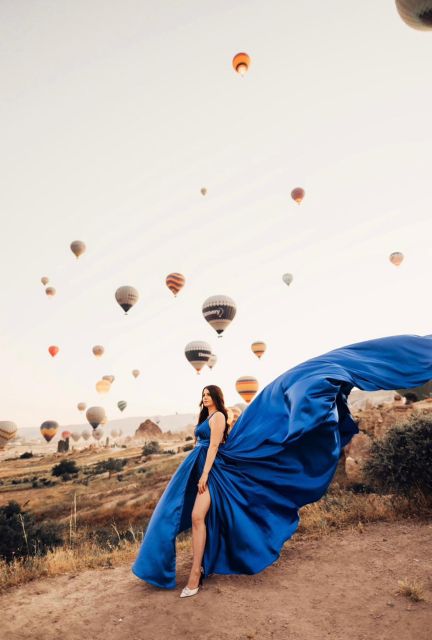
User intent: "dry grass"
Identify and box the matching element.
[396,578,426,602]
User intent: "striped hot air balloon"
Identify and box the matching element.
[251,341,266,359]
[232,52,250,75]
[40,421,59,443]
[235,376,259,403]
[202,294,237,337]
[0,421,18,448]
[395,1,432,30]
[118,400,127,412]
[291,187,305,204]
[185,341,212,374]
[166,272,186,297]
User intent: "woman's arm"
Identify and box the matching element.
[197,412,225,494]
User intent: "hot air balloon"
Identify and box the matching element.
[81,429,91,441]
[101,415,108,425]
[115,286,139,314]
[232,52,250,75]
[185,340,212,374]
[93,427,104,441]
[395,1,432,30]
[92,345,104,357]
[111,428,119,438]
[70,240,86,259]
[40,420,59,443]
[102,375,115,384]
[48,345,59,357]
[45,286,56,297]
[251,341,266,359]
[291,187,305,204]
[201,187,207,196]
[86,406,106,430]
[96,379,111,394]
[77,402,86,412]
[118,400,127,412]
[70,431,81,442]
[202,294,237,337]
[61,430,71,440]
[207,353,218,369]
[235,376,259,403]
[0,421,18,448]
[389,251,404,266]
[166,272,186,297]
[41,277,49,286]
[132,369,140,378]
[282,273,293,287]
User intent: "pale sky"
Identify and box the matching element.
[1,0,431,429]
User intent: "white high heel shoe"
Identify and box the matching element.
[180,569,204,598]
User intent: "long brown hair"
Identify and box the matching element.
[196,385,230,443]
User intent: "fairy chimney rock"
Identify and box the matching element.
[134,419,163,439]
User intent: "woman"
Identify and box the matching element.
[132,332,432,596]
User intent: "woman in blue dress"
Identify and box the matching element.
[131,333,432,596]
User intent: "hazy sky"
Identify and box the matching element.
[1,1,431,428]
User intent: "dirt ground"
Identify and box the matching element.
[3,520,432,640]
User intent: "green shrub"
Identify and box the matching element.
[185,436,193,441]
[142,441,161,455]
[182,443,193,452]
[163,449,176,455]
[0,501,63,563]
[19,451,33,459]
[94,458,127,474]
[52,459,80,477]
[362,414,432,497]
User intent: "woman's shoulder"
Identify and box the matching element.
[209,410,226,423]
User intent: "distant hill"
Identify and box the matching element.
[17,414,197,442]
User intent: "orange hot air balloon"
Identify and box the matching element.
[40,420,59,443]
[45,286,56,297]
[251,341,266,359]
[166,272,186,297]
[48,345,59,357]
[235,376,259,403]
[61,430,71,440]
[291,187,305,204]
[232,52,250,75]
[389,251,404,267]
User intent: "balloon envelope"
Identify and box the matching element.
[202,294,237,336]
[92,345,104,357]
[282,273,293,286]
[389,251,404,266]
[86,406,106,430]
[0,421,18,448]
[118,401,127,412]
[96,379,111,394]
[41,277,49,286]
[291,187,305,204]
[48,345,59,357]
[395,1,432,30]
[77,402,86,412]
[235,376,259,403]
[185,340,212,374]
[132,369,140,378]
[232,52,250,75]
[70,240,86,258]
[166,272,185,297]
[40,421,59,442]
[115,286,139,313]
[251,341,266,359]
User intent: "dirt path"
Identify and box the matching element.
[3,521,432,640]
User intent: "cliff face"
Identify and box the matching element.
[134,419,163,440]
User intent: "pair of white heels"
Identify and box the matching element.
[180,568,204,598]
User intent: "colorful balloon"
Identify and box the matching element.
[48,345,59,357]
[0,421,18,448]
[40,420,59,443]
[232,52,250,75]
[41,277,49,286]
[389,251,404,266]
[395,1,432,30]
[235,376,259,403]
[102,375,115,384]
[166,272,186,297]
[92,345,104,357]
[132,369,140,378]
[45,286,56,297]
[86,406,106,430]
[117,400,127,412]
[202,294,237,336]
[77,402,86,412]
[251,341,266,359]
[96,379,111,394]
[185,340,212,374]
[291,187,305,204]
[61,430,71,440]
[70,240,86,258]
[115,286,139,314]
[282,273,293,286]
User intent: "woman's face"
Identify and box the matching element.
[202,388,213,408]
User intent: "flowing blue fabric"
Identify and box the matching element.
[131,333,432,589]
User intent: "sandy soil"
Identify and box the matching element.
[3,520,432,640]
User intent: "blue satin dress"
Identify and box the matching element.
[132,333,432,589]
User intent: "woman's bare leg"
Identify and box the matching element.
[187,488,211,588]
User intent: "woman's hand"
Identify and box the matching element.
[197,472,208,494]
